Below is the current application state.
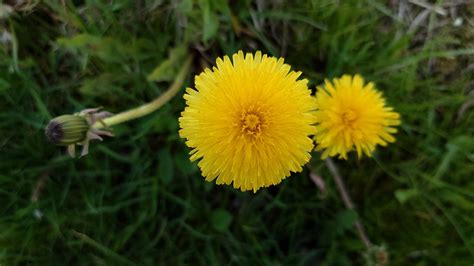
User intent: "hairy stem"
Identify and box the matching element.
[325,157,373,249]
[93,56,192,129]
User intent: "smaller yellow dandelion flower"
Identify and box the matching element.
[314,74,400,159]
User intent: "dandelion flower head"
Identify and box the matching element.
[314,74,400,159]
[179,51,317,192]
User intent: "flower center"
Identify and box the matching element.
[244,114,260,130]
[240,112,265,136]
[342,109,358,125]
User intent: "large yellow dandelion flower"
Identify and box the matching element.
[179,51,317,192]
[314,74,400,159]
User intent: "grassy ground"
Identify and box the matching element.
[1,0,473,265]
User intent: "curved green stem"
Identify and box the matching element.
[93,56,192,129]
[324,158,373,249]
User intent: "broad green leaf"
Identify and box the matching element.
[395,188,420,204]
[147,45,187,82]
[438,190,474,210]
[57,34,102,48]
[57,34,127,62]
[211,209,233,232]
[335,209,358,233]
[177,0,193,14]
[199,0,219,42]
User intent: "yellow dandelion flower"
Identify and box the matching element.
[314,74,400,159]
[179,51,317,192]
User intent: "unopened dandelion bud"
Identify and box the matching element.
[45,108,114,157]
[45,115,89,146]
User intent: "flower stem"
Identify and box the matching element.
[324,157,373,250]
[93,56,192,129]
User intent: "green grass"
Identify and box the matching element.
[1,0,474,265]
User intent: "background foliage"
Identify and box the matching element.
[1,0,473,265]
